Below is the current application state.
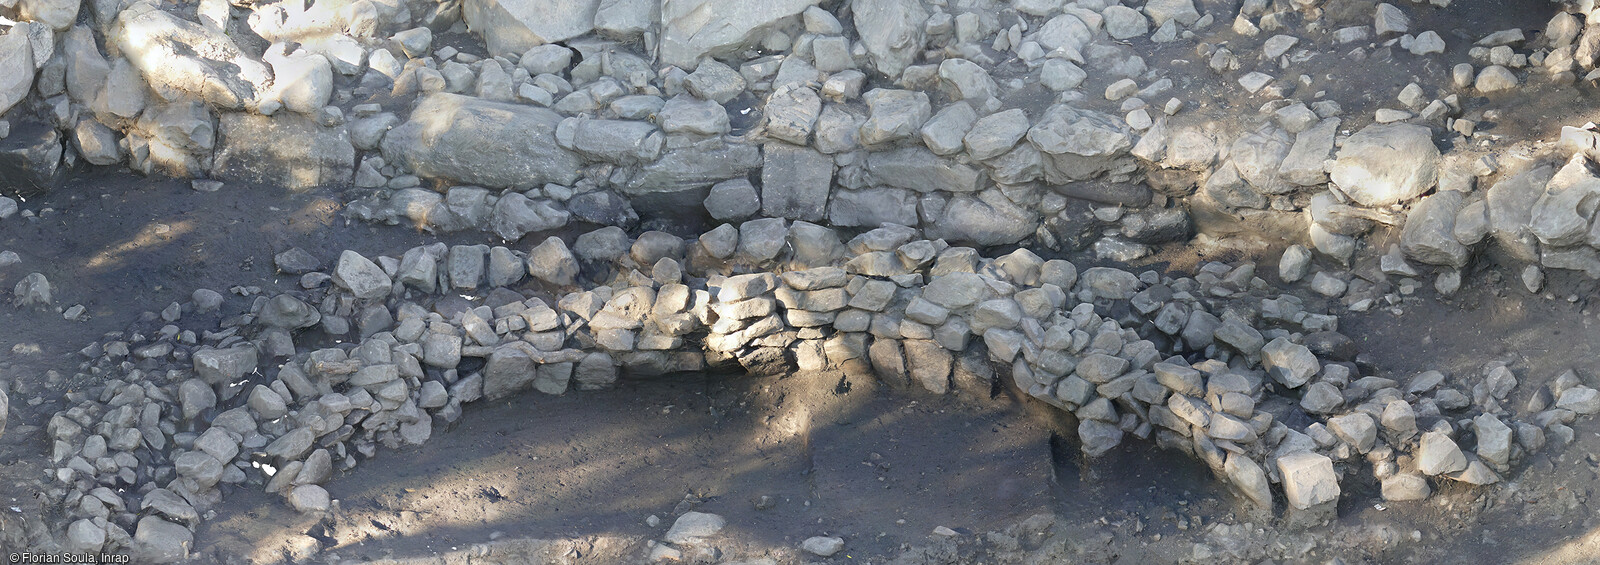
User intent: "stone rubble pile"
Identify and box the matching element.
[34,219,1599,560]
[1388,126,1600,285]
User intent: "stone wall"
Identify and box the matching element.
[38,220,1595,560]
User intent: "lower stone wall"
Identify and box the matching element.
[37,220,1596,561]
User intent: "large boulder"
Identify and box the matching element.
[0,28,36,118]
[1529,154,1600,247]
[761,142,833,222]
[333,250,393,300]
[1328,123,1440,206]
[111,1,273,110]
[622,138,761,194]
[1230,126,1293,195]
[926,191,1039,246]
[381,93,581,189]
[1277,451,1339,510]
[64,26,110,105]
[492,193,570,240]
[212,113,354,190]
[1401,190,1470,267]
[127,99,215,178]
[19,0,77,30]
[463,0,600,56]
[263,46,333,115]
[595,0,657,39]
[1027,105,1135,183]
[132,517,193,563]
[853,0,928,78]
[0,120,64,193]
[483,344,536,400]
[658,0,821,70]
[859,89,931,148]
[1281,118,1339,186]
[829,187,919,227]
[864,146,984,193]
[555,118,664,165]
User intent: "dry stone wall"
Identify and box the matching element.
[33,220,1596,560]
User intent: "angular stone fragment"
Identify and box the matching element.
[1261,337,1317,388]
[1277,451,1339,510]
[1416,431,1468,476]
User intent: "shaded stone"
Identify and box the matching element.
[382,93,581,189]
[213,113,354,190]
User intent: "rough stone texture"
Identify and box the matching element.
[213,113,354,190]
[859,89,932,147]
[527,237,579,286]
[133,516,193,563]
[1277,451,1339,510]
[1401,190,1470,268]
[625,140,762,195]
[382,93,582,189]
[595,0,656,39]
[1225,452,1272,511]
[705,178,761,221]
[192,346,258,385]
[1145,0,1201,27]
[1382,473,1431,501]
[829,187,919,228]
[492,193,570,241]
[555,118,664,165]
[1281,118,1339,186]
[1261,338,1317,388]
[0,30,36,117]
[287,484,331,513]
[73,119,121,166]
[926,192,1039,246]
[1078,418,1124,457]
[483,345,536,400]
[1329,123,1440,206]
[1279,244,1312,283]
[761,142,833,222]
[1416,430,1469,475]
[964,109,1031,161]
[12,272,52,307]
[1487,164,1558,262]
[1028,105,1134,183]
[264,48,332,115]
[0,121,65,193]
[853,0,928,78]
[1103,6,1150,40]
[1529,155,1600,247]
[764,85,821,144]
[462,0,600,56]
[334,250,393,300]
[110,2,272,110]
[1557,386,1600,414]
[1475,65,1518,93]
[658,0,821,70]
